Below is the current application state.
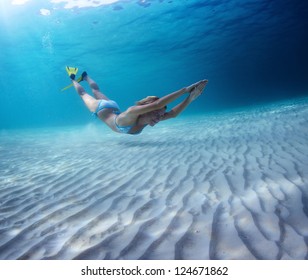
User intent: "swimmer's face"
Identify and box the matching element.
[139,107,166,126]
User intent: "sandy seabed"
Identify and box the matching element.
[0,98,308,260]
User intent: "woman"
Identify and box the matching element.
[66,66,208,135]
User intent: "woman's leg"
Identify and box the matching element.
[72,80,99,113]
[83,74,109,100]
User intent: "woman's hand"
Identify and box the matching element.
[185,79,208,93]
[187,80,208,101]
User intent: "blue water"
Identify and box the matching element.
[0,0,308,130]
[1,1,308,260]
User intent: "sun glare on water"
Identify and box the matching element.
[50,0,120,9]
[11,0,30,5]
[10,0,120,8]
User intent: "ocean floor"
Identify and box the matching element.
[0,98,308,260]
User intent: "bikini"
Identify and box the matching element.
[94,99,141,134]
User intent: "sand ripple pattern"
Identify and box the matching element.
[0,99,308,259]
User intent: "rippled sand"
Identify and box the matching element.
[0,98,308,260]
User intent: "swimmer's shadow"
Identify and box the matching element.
[119,138,200,148]
[119,140,169,148]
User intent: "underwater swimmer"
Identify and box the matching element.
[65,66,208,135]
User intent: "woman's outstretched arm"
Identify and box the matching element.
[161,80,208,120]
[127,80,207,116]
